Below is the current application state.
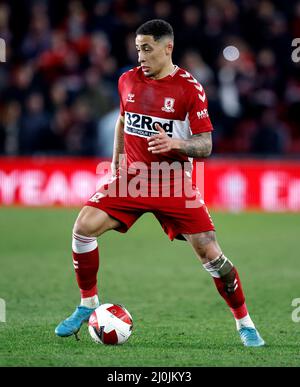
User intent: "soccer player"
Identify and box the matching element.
[55,19,265,347]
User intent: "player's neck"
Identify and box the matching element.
[151,63,176,80]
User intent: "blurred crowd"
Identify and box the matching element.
[0,0,299,157]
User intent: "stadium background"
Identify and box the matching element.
[0,0,300,367]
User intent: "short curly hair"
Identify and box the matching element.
[136,19,174,41]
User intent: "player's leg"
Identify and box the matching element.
[72,205,121,307]
[55,206,121,338]
[183,231,265,347]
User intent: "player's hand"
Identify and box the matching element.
[147,123,174,153]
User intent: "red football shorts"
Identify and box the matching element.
[85,172,215,241]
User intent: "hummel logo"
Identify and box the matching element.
[126,93,135,103]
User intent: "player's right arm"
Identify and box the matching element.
[111,114,125,177]
[111,72,127,177]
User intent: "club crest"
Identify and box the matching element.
[161,97,175,113]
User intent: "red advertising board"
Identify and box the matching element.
[201,159,300,212]
[0,157,300,211]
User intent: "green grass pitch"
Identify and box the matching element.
[0,207,299,367]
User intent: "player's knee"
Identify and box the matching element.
[73,213,99,237]
[191,231,220,261]
[73,207,117,237]
[73,218,93,237]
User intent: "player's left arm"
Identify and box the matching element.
[147,124,212,158]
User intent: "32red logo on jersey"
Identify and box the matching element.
[125,112,173,138]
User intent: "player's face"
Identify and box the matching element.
[135,35,173,79]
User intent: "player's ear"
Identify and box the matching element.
[165,40,173,56]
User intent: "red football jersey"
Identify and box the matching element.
[118,65,213,169]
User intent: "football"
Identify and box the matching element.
[88,303,133,345]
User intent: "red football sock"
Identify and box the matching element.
[213,267,248,319]
[72,233,99,298]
